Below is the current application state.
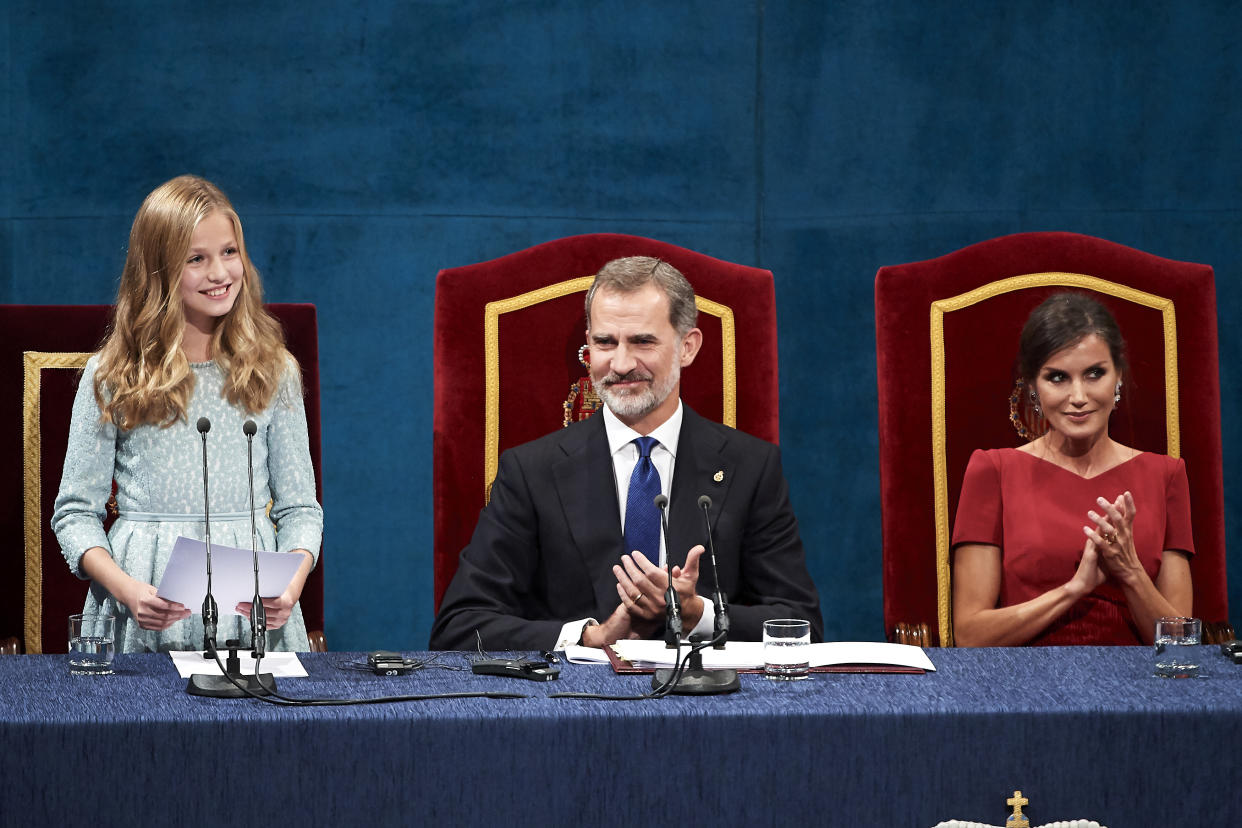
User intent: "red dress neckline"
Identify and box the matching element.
[1012,447,1144,482]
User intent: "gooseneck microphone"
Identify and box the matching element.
[243,419,267,659]
[187,416,275,698]
[197,417,219,656]
[647,492,740,696]
[697,495,730,649]
[652,494,682,649]
[551,486,735,701]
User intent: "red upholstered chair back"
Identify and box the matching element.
[433,234,780,610]
[0,304,325,654]
[875,233,1226,646]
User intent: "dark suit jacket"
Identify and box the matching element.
[429,405,822,650]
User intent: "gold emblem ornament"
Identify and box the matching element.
[713,470,724,483]
[563,344,603,427]
[1006,790,1030,828]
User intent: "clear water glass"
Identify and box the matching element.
[763,618,811,680]
[69,613,116,675]
[1154,616,1201,679]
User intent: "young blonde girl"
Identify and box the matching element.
[53,175,322,653]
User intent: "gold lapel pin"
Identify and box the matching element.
[713,470,724,483]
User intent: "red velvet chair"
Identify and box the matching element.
[875,232,1227,646]
[0,304,326,654]
[433,234,780,610]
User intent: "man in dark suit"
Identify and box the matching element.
[429,256,821,651]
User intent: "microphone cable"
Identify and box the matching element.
[193,647,527,705]
[547,627,727,701]
[334,652,466,675]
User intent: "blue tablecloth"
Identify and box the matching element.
[1,646,1236,827]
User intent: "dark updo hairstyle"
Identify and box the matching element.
[1017,292,1128,386]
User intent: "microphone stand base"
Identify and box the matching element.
[651,667,740,695]
[186,672,277,698]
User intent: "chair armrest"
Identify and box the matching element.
[891,621,933,647]
[1204,621,1235,645]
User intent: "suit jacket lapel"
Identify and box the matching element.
[552,415,626,612]
[667,407,729,569]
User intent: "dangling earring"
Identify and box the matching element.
[1009,379,1046,442]
[1114,381,1122,405]
[1030,390,1042,417]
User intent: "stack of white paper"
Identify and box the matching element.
[169,650,308,678]
[599,640,936,671]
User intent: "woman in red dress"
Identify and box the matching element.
[952,293,1193,646]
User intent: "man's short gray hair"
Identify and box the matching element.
[584,256,698,336]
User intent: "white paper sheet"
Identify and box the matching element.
[169,650,308,678]
[564,645,611,664]
[609,640,936,672]
[156,536,304,615]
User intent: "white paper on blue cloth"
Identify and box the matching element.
[169,650,308,678]
[608,640,936,671]
[156,535,303,616]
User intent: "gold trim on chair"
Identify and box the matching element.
[696,296,737,427]
[483,278,737,501]
[23,351,93,655]
[929,273,1178,647]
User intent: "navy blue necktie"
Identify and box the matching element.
[624,436,662,562]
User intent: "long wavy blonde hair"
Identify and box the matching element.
[94,175,295,429]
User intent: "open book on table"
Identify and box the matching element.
[565,640,936,674]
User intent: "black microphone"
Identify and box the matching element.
[653,494,682,649]
[648,493,740,696]
[187,416,275,698]
[697,495,730,649]
[243,419,267,659]
[197,417,219,656]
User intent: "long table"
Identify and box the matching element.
[2,646,1236,827]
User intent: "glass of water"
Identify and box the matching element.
[1154,616,1201,678]
[68,613,116,675]
[763,618,811,680]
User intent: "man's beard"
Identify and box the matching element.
[597,362,680,421]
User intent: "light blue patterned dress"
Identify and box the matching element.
[52,355,323,653]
